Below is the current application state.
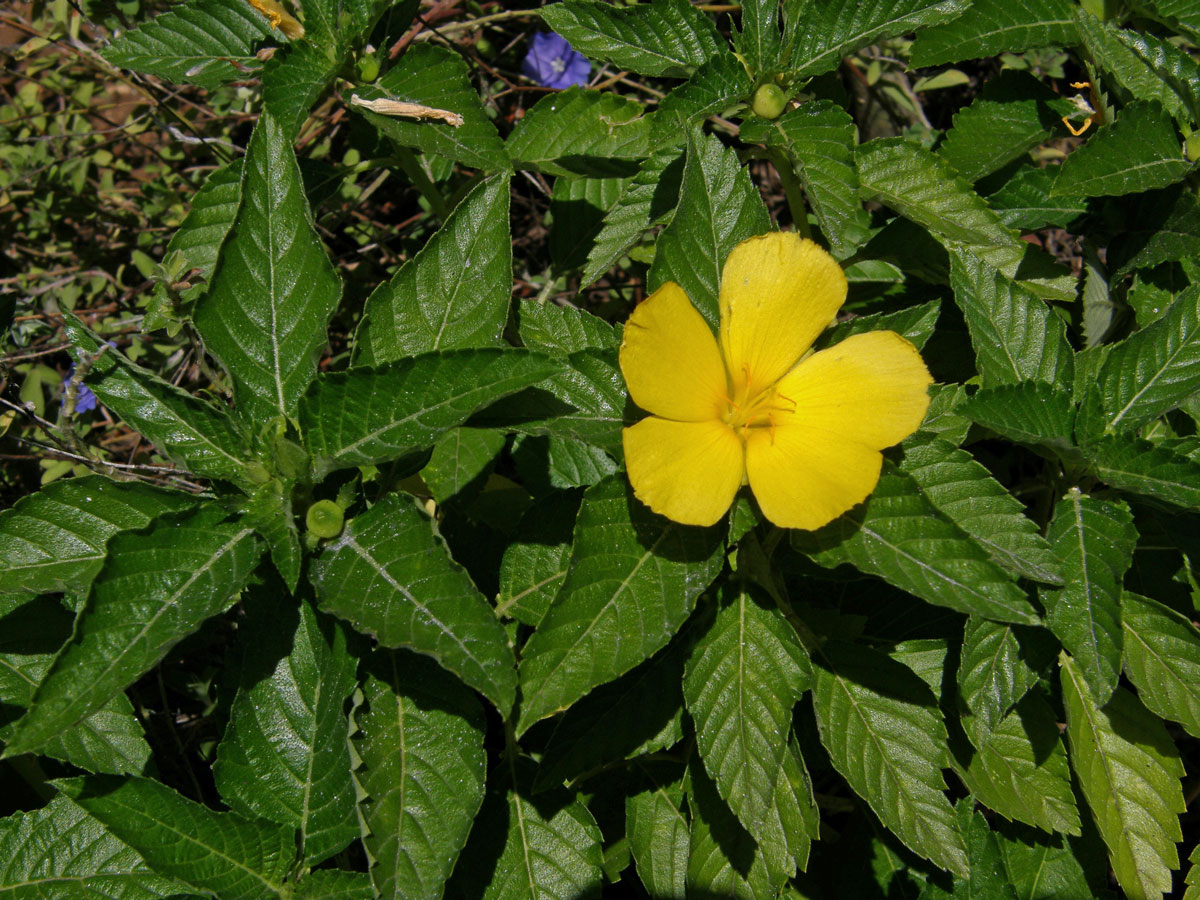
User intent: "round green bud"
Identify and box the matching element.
[306,499,345,539]
[357,53,380,83]
[752,83,788,120]
[1185,132,1200,163]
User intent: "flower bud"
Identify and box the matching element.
[306,499,345,539]
[752,83,788,120]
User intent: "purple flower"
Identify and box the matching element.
[64,373,97,413]
[522,31,590,90]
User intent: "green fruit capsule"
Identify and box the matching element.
[1186,132,1200,162]
[306,499,345,539]
[752,82,788,120]
[357,53,380,83]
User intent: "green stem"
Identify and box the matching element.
[766,147,812,240]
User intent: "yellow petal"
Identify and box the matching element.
[745,425,883,530]
[773,330,933,449]
[623,417,744,526]
[743,330,932,530]
[719,232,847,395]
[619,282,728,422]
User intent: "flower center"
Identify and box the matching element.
[722,374,794,440]
[550,57,566,74]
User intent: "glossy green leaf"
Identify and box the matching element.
[810,641,968,877]
[166,161,242,283]
[1130,0,1200,41]
[740,100,870,257]
[548,175,626,274]
[3,506,261,758]
[954,802,1020,900]
[818,299,941,352]
[580,142,685,288]
[910,0,1075,66]
[539,0,724,77]
[958,692,1080,836]
[647,130,771,329]
[627,769,689,900]
[0,476,196,596]
[507,88,652,177]
[793,464,1039,626]
[495,491,580,627]
[293,870,375,900]
[1122,591,1200,739]
[685,759,776,899]
[1078,284,1200,436]
[101,0,272,88]
[683,589,815,880]
[213,591,358,865]
[260,41,342,142]
[735,0,782,74]
[243,478,302,592]
[516,475,724,735]
[1088,435,1200,510]
[1052,102,1194,198]
[355,649,486,900]
[986,165,1088,231]
[900,434,1062,584]
[787,0,967,77]
[1187,842,1200,900]
[64,315,254,486]
[996,821,1098,900]
[57,775,295,900]
[311,492,514,714]
[535,635,687,791]
[1061,658,1185,900]
[357,174,512,365]
[957,616,1055,750]
[1109,186,1200,276]
[300,349,558,478]
[517,301,620,357]
[194,112,342,427]
[960,382,1076,453]
[858,139,1075,301]
[655,53,753,130]
[422,428,507,507]
[1042,492,1136,707]
[351,42,507,171]
[0,596,151,775]
[0,795,190,899]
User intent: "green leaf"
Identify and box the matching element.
[300,349,558,478]
[683,589,816,879]
[655,53,754,130]
[1088,435,1200,510]
[506,88,652,178]
[685,758,776,899]
[1130,0,1200,42]
[995,822,1096,900]
[453,758,603,900]
[355,649,486,900]
[857,139,1075,301]
[0,795,190,899]
[810,641,968,877]
[1061,657,1185,900]
[194,112,342,427]
[786,0,967,77]
[101,0,272,88]
[580,142,685,288]
[352,44,507,172]
[938,72,1070,182]
[900,434,1062,584]
[57,775,295,900]
[166,160,242,283]
[422,428,507,507]
[1075,10,1200,126]
[1042,492,1136,707]
[647,130,772,330]
[1187,842,1200,900]
[357,174,512,365]
[243,479,303,592]
[953,802,1020,900]
[495,491,580,627]
[1109,186,1200,276]
[3,506,261,758]
[818,299,941,352]
[64,315,254,486]
[909,0,1075,66]
[516,476,723,735]
[957,616,1055,750]
[739,100,870,257]
[517,301,620,357]
[294,870,375,900]
[961,381,1076,453]
[986,165,1088,231]
[627,769,689,900]
[261,41,342,142]
[1077,284,1200,436]
[1052,101,1194,198]
[735,0,782,74]
[958,692,1081,836]
[0,476,196,596]
[310,492,516,715]
[1122,591,1200,739]
[547,175,627,275]
[0,596,152,775]
[535,635,687,791]
[539,0,724,77]
[793,464,1040,626]
[213,591,358,865]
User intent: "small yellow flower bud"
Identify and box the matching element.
[752,83,788,120]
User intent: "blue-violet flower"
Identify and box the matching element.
[522,31,590,90]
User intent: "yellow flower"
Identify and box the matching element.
[619,232,933,529]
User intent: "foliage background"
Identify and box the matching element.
[2,0,1200,898]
